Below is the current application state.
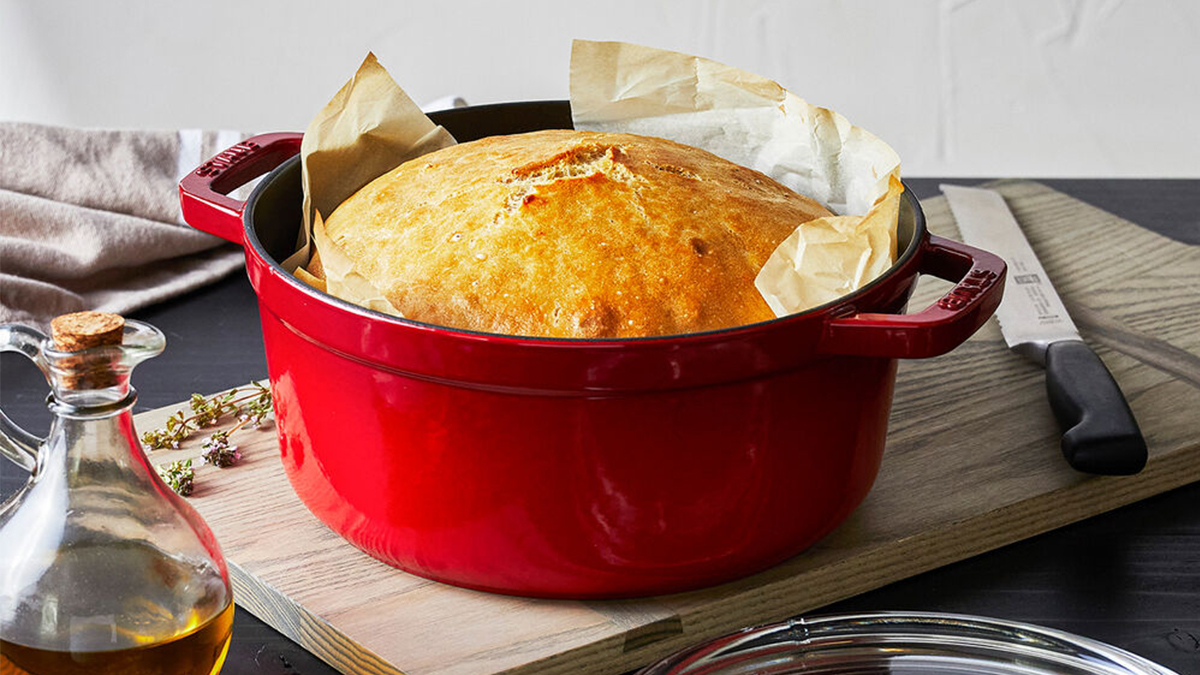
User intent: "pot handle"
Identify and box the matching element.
[178,132,303,245]
[819,235,1006,358]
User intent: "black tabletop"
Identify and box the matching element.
[2,178,1197,674]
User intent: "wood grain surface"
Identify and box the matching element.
[131,180,1200,675]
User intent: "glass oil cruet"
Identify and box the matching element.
[0,312,233,675]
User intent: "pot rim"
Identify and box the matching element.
[180,101,1003,389]
[241,155,928,347]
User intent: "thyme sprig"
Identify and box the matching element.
[201,429,242,468]
[157,459,195,497]
[143,383,271,495]
[141,382,271,452]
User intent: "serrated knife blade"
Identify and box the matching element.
[941,184,1146,475]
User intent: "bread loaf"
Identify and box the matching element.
[317,129,832,338]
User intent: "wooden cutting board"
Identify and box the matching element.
[135,180,1200,675]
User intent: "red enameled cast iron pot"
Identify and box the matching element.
[179,102,1005,598]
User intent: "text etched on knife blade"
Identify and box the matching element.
[1020,282,1064,325]
[1006,248,1065,326]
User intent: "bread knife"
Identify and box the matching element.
[941,184,1147,475]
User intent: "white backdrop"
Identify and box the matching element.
[1,0,1196,177]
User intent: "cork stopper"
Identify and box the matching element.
[50,311,126,389]
[51,311,125,351]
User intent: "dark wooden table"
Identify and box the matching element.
[2,179,1197,674]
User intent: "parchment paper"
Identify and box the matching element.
[286,52,457,316]
[297,42,903,322]
[570,40,902,316]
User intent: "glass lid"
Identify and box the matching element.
[639,613,1178,675]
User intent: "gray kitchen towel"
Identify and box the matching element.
[0,123,249,328]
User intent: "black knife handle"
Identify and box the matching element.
[1045,340,1147,475]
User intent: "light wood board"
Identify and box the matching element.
[136,180,1200,675]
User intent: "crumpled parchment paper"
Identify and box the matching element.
[294,41,903,323]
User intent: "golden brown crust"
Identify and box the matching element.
[294,266,327,293]
[323,130,832,338]
[306,247,325,279]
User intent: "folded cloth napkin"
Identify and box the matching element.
[0,123,248,328]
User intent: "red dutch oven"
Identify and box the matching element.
[179,102,1005,598]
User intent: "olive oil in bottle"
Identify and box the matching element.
[0,603,233,675]
[0,314,235,675]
